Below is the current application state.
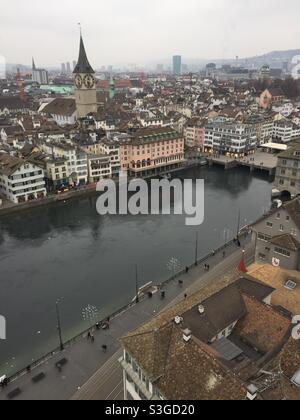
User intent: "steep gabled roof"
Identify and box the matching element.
[73,36,94,74]
[270,234,300,252]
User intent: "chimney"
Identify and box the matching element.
[247,384,258,400]
[183,329,192,343]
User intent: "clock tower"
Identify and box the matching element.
[73,35,97,118]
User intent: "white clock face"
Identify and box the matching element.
[84,74,95,89]
[75,75,83,89]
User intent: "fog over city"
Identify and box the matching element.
[1,0,300,67]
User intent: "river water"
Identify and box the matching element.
[0,166,272,375]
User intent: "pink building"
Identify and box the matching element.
[120,127,185,177]
[184,124,205,151]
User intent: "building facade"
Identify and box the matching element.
[32,58,49,85]
[204,122,257,157]
[120,127,185,177]
[252,198,300,270]
[173,55,182,76]
[274,144,300,197]
[0,153,46,203]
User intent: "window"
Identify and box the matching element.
[284,280,297,290]
[266,222,273,228]
[274,247,291,257]
[258,233,272,242]
[280,225,284,232]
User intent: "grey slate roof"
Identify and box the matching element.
[73,36,94,74]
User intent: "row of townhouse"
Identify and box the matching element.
[41,142,89,186]
[204,121,257,157]
[184,115,300,153]
[272,120,300,143]
[0,153,46,204]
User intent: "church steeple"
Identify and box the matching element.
[73,35,94,74]
[32,57,36,71]
[73,31,97,119]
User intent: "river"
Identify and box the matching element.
[0,166,272,375]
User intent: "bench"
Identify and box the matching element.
[7,388,21,399]
[32,372,46,384]
[55,358,68,369]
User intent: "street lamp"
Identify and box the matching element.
[55,299,64,351]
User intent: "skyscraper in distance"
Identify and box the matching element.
[173,55,182,75]
[66,62,71,74]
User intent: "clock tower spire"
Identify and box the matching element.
[73,31,97,118]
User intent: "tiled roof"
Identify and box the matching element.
[42,98,76,117]
[121,272,291,400]
[0,96,29,110]
[270,234,300,251]
[248,263,300,316]
[0,152,24,176]
[181,284,247,343]
[234,294,290,354]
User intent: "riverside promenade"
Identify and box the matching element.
[0,235,254,401]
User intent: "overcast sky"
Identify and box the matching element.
[1,0,300,68]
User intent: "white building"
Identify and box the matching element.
[204,122,257,156]
[88,155,112,183]
[41,143,88,185]
[99,137,123,177]
[32,59,49,85]
[41,98,77,127]
[272,102,294,118]
[0,153,46,203]
[273,121,300,143]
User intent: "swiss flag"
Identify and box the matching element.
[238,250,248,273]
